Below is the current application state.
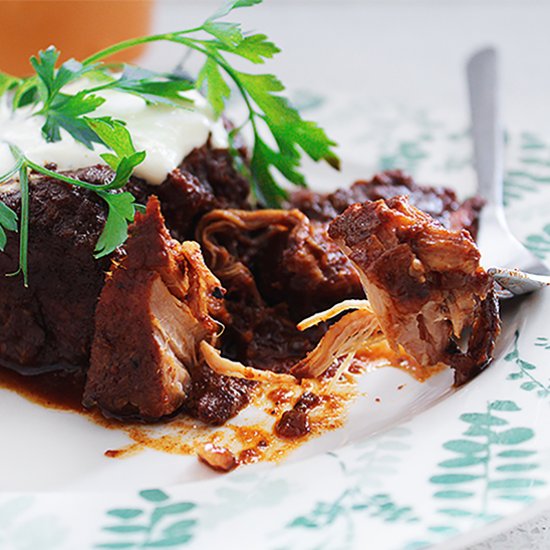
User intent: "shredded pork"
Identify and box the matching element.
[84,197,228,419]
[292,309,380,378]
[328,196,500,384]
[200,341,296,384]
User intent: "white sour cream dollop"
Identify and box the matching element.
[0,86,228,185]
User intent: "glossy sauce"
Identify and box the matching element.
[356,340,445,382]
[0,345,443,469]
[0,366,86,412]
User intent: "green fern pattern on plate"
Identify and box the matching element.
[524,224,550,260]
[280,428,416,550]
[345,427,412,486]
[287,489,417,550]
[96,489,197,549]
[404,400,545,549]
[535,336,550,350]
[504,132,550,205]
[505,331,550,396]
[430,400,544,510]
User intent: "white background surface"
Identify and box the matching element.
[144,0,550,133]
[143,1,550,548]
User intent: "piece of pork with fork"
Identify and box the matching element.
[328,196,500,385]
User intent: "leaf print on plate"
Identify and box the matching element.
[535,336,550,350]
[96,489,197,549]
[278,428,417,550]
[504,132,550,206]
[405,401,546,550]
[285,489,418,550]
[432,400,544,512]
[524,224,550,260]
[288,489,418,529]
[347,426,412,486]
[505,331,550,397]
[202,474,291,529]
[430,401,543,535]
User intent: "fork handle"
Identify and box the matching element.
[467,48,504,207]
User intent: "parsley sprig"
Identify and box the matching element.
[80,0,339,203]
[3,121,144,284]
[0,0,339,285]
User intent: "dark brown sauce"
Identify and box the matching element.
[0,366,86,412]
[0,345,441,468]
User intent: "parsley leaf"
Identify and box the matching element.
[215,33,280,64]
[30,47,103,144]
[250,137,293,205]
[42,92,105,147]
[207,0,262,22]
[12,77,40,109]
[12,165,30,286]
[84,116,146,188]
[85,117,144,257]
[0,73,20,98]
[203,21,244,47]
[197,57,231,117]
[107,153,147,189]
[94,191,137,258]
[31,47,96,107]
[85,117,139,164]
[0,201,18,252]
[238,72,339,166]
[30,47,59,100]
[103,66,195,108]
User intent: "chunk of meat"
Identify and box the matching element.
[184,359,253,425]
[84,197,228,420]
[0,167,112,369]
[0,141,250,371]
[275,410,310,439]
[197,207,361,312]
[128,141,250,240]
[197,209,360,371]
[328,196,500,384]
[289,170,484,238]
[254,218,363,319]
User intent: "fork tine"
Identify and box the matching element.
[489,267,550,297]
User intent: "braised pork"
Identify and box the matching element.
[0,166,112,369]
[83,197,230,419]
[196,208,361,371]
[0,142,250,371]
[328,196,500,384]
[197,208,362,317]
[128,142,250,240]
[290,170,484,238]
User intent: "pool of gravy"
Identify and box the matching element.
[0,347,443,469]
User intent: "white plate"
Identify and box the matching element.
[1,94,550,550]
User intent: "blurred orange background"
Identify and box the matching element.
[0,0,153,76]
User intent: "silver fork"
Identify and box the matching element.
[467,47,550,297]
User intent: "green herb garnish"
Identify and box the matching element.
[0,0,339,285]
[6,119,144,284]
